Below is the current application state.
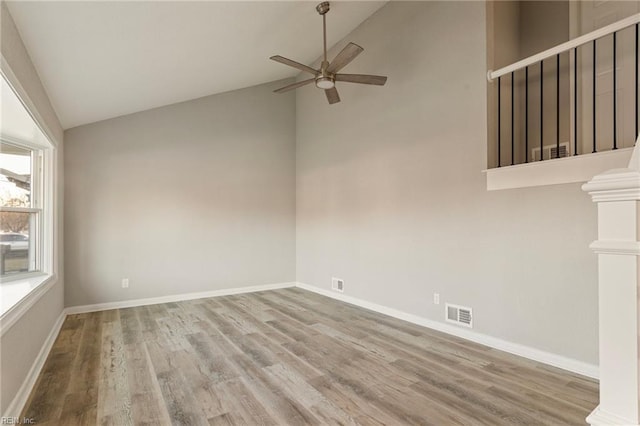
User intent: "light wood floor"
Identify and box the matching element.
[22,288,598,425]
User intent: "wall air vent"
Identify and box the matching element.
[446,303,473,328]
[531,142,570,161]
[331,277,344,293]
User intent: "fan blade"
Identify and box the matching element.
[273,78,315,93]
[270,56,318,75]
[327,43,363,74]
[325,87,340,104]
[335,73,387,86]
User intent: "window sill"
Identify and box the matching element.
[484,148,634,191]
[0,273,56,336]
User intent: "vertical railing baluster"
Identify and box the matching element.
[613,32,617,149]
[525,66,529,162]
[511,72,515,165]
[498,76,501,167]
[541,60,544,161]
[574,47,578,155]
[556,54,560,158]
[593,40,597,153]
[489,20,640,169]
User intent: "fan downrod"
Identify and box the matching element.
[316,2,330,15]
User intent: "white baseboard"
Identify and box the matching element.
[2,311,65,419]
[586,405,636,425]
[295,282,599,379]
[65,282,297,315]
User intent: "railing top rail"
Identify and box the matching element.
[488,13,640,81]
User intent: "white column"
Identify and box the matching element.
[583,142,640,426]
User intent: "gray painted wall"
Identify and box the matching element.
[519,1,569,58]
[0,2,65,415]
[518,1,570,161]
[489,1,571,166]
[64,80,296,307]
[296,1,598,364]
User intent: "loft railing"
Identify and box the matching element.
[488,13,640,168]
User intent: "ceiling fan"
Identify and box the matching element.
[270,1,387,104]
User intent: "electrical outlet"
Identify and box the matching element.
[433,293,440,305]
[122,278,129,288]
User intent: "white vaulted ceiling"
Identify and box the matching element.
[6,1,386,129]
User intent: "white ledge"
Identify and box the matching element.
[0,273,56,336]
[485,148,634,191]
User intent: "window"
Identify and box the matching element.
[0,143,43,277]
[0,72,53,294]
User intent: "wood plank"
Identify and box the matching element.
[145,340,210,426]
[96,317,133,425]
[21,289,598,425]
[262,363,356,425]
[58,311,102,423]
[212,377,276,425]
[126,343,172,425]
[225,355,321,425]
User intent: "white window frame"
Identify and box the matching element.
[0,67,57,328]
[0,138,50,281]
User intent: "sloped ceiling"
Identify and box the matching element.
[6,1,386,129]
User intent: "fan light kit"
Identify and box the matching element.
[315,76,335,90]
[270,1,388,104]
